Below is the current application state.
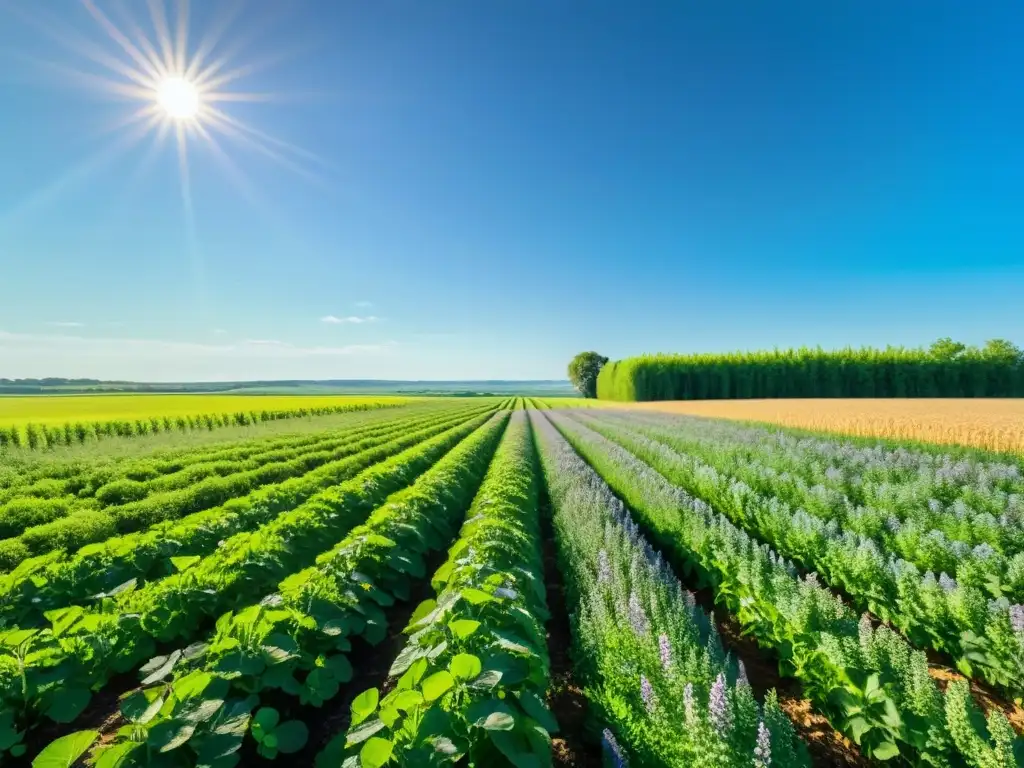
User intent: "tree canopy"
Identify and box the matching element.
[568,351,609,398]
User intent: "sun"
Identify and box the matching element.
[156,76,201,121]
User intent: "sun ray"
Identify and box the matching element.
[184,0,245,82]
[110,0,170,77]
[3,51,155,102]
[4,1,158,90]
[80,0,164,83]
[174,121,209,313]
[202,105,323,164]
[174,0,189,77]
[202,112,324,186]
[147,0,177,75]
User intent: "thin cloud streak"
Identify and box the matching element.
[321,314,378,324]
[46,321,85,328]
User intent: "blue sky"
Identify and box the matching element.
[0,1,1021,381]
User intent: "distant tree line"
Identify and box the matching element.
[593,338,1024,401]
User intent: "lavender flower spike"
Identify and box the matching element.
[753,719,771,768]
[602,728,628,768]
[640,675,655,713]
[709,672,732,733]
[658,633,672,671]
[1011,604,1024,634]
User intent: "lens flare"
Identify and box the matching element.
[157,76,200,120]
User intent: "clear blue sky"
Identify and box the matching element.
[1,1,1021,381]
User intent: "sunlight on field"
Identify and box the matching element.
[625,398,1024,454]
[0,394,415,427]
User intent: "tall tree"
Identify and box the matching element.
[568,351,609,398]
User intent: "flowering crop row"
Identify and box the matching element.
[532,410,810,768]
[547,411,1023,766]
[0,410,495,760]
[576,411,1024,699]
[36,412,510,766]
[336,411,556,767]
[0,404,493,628]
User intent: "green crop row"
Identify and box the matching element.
[0,407,464,545]
[39,412,510,766]
[0,405,491,572]
[0,411,495,760]
[0,404,494,627]
[336,411,556,767]
[531,410,809,768]
[574,411,1024,700]
[0,404,428,501]
[597,347,1024,401]
[547,412,1024,767]
[0,401,405,451]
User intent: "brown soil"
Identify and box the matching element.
[926,660,1024,733]
[540,496,602,767]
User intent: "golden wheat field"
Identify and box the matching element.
[623,398,1024,454]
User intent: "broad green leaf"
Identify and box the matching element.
[93,741,141,768]
[274,721,309,754]
[359,737,393,768]
[517,690,559,734]
[253,707,281,732]
[449,653,482,682]
[140,650,183,685]
[391,690,424,713]
[325,654,353,683]
[45,687,92,723]
[149,720,196,752]
[468,699,517,731]
[119,690,165,725]
[32,730,99,768]
[421,671,455,702]
[448,619,481,639]
[351,689,379,726]
[460,588,494,605]
[871,741,901,761]
[396,658,428,691]
[489,729,542,768]
[346,718,386,746]
[408,599,437,627]
[171,556,201,572]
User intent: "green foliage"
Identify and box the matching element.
[568,351,609,399]
[344,413,557,766]
[57,411,508,765]
[597,339,1024,400]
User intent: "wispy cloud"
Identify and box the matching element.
[46,321,85,328]
[212,329,228,335]
[321,315,379,324]
[0,330,396,359]
[354,301,374,308]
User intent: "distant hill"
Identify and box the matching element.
[0,378,577,397]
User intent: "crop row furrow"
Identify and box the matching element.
[575,411,1024,700]
[42,412,509,766]
[531,409,810,768]
[546,411,1024,767]
[0,410,496,760]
